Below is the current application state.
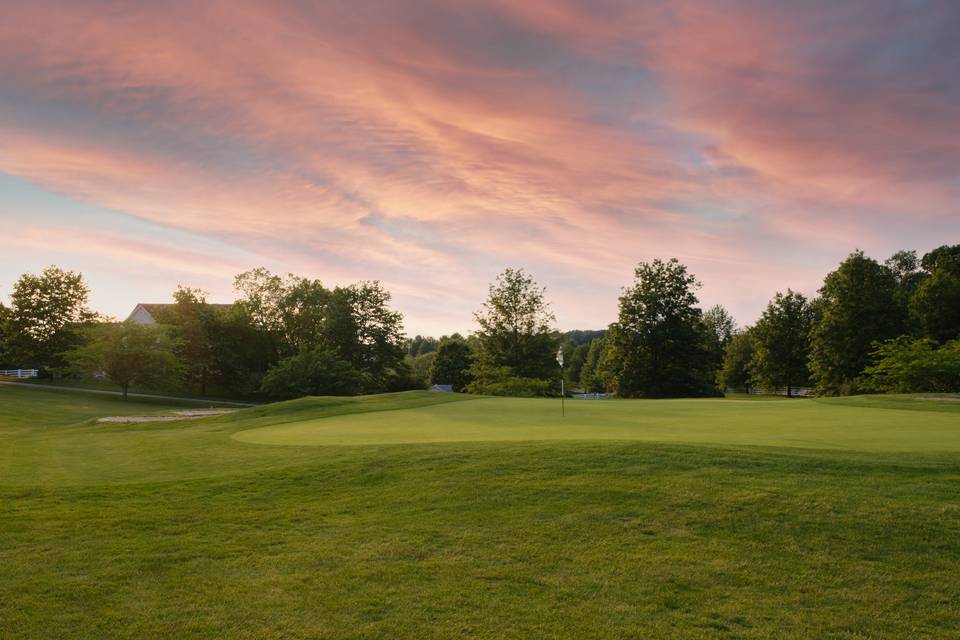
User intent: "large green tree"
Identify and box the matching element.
[234,268,330,359]
[578,337,608,393]
[233,269,407,394]
[606,258,715,397]
[471,268,558,385]
[5,266,98,370]
[171,287,222,396]
[65,322,181,400]
[331,282,407,391]
[910,245,960,343]
[750,290,813,396]
[703,304,736,374]
[885,250,925,323]
[718,328,756,393]
[809,251,902,395]
[429,337,474,391]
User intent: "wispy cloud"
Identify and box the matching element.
[1,0,957,331]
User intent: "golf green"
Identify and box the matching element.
[234,394,960,452]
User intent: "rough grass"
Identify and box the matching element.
[2,386,960,638]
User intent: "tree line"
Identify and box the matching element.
[0,267,410,399]
[719,246,960,395]
[1,244,957,399]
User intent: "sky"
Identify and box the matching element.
[1,0,958,336]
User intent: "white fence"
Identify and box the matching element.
[0,369,39,379]
[572,392,613,400]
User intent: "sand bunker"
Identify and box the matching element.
[97,409,238,424]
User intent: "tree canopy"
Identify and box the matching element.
[65,321,181,400]
[809,251,902,395]
[4,266,98,370]
[750,290,812,395]
[910,245,960,343]
[605,259,715,397]
[470,268,558,390]
[429,337,474,392]
[718,329,756,393]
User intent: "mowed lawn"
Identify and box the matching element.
[2,385,960,639]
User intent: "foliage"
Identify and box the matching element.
[578,338,604,392]
[406,335,440,357]
[234,268,331,358]
[886,249,925,319]
[170,287,223,395]
[405,352,437,388]
[259,347,363,399]
[470,268,559,394]
[234,269,407,395]
[718,328,756,392]
[64,321,182,399]
[809,251,902,395]
[703,304,736,371]
[565,342,589,387]
[920,244,960,274]
[605,259,716,397]
[750,290,813,395]
[430,337,474,391]
[562,329,606,346]
[214,304,278,396]
[4,266,99,370]
[858,337,960,393]
[910,246,960,344]
[0,302,11,367]
[464,366,554,397]
[336,281,407,390]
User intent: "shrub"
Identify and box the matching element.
[465,365,556,397]
[858,338,960,393]
[260,347,362,399]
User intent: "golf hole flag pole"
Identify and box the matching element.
[556,346,565,417]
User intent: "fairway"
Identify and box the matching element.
[3,385,960,639]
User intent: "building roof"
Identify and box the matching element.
[126,303,234,324]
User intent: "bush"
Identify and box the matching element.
[465,365,556,397]
[260,347,362,399]
[858,338,960,393]
[468,376,554,397]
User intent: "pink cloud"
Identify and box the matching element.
[0,1,957,331]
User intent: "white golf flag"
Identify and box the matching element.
[556,347,564,367]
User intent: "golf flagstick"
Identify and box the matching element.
[556,346,564,417]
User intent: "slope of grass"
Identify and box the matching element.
[2,386,960,639]
[0,383,194,430]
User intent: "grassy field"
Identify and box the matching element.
[2,385,960,638]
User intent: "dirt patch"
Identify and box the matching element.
[97,409,238,424]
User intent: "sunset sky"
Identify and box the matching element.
[1,1,958,335]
